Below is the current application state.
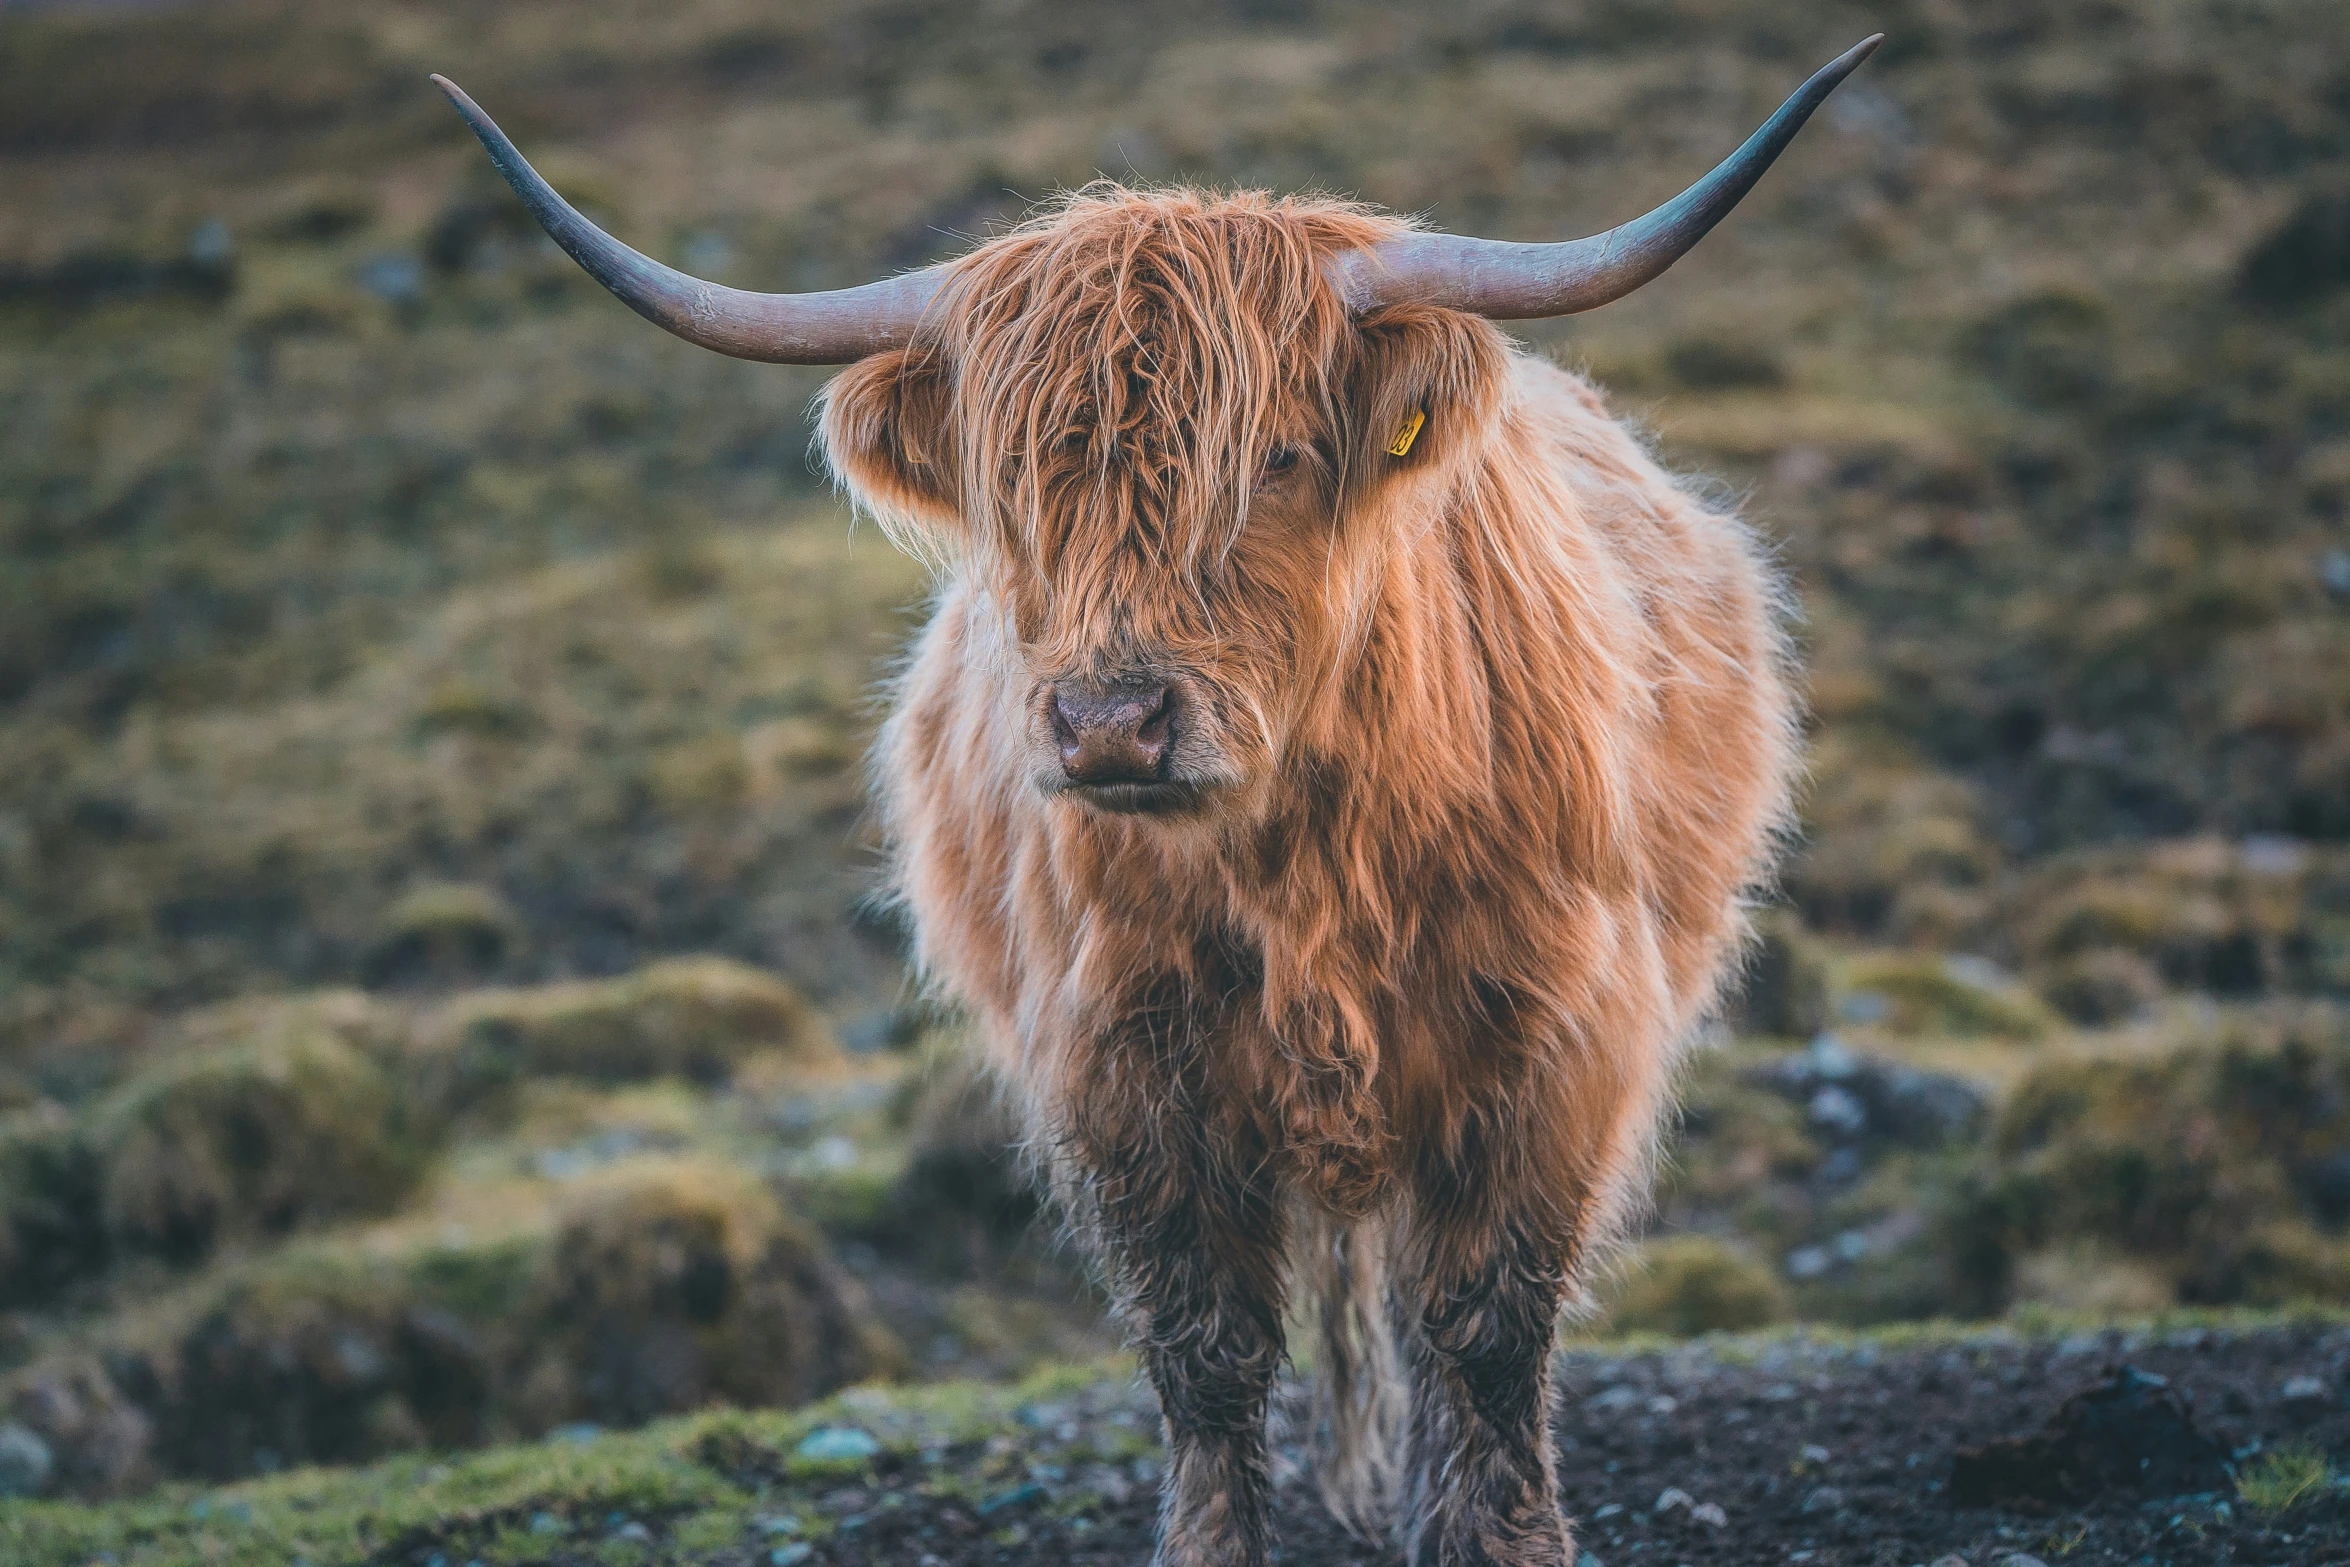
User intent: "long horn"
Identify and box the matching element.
[1337,35,1884,319]
[430,75,942,364]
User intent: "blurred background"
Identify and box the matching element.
[1,0,2348,1504]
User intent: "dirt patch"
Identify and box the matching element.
[1949,1364,2228,1509]
[358,1320,2349,1567]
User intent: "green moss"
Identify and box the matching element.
[87,1020,426,1264]
[403,1231,545,1321]
[0,1419,751,1567]
[4,1156,904,1494]
[795,1163,903,1233]
[368,883,524,985]
[13,1319,2347,1564]
[2238,1442,2335,1516]
[2036,947,2164,1026]
[0,1105,105,1307]
[1839,952,2057,1041]
[1957,1023,2350,1309]
[425,959,838,1103]
[1592,1234,1792,1337]
[522,1157,904,1428]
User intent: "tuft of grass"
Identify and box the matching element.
[528,1154,907,1422]
[0,1357,1132,1567]
[368,881,526,986]
[2237,1442,2335,1516]
[2,1149,904,1495]
[1837,951,2058,1042]
[88,1016,428,1264]
[1903,1020,2350,1319]
[418,958,839,1115]
[1589,1234,1792,1339]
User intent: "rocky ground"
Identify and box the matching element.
[706,1322,2349,1567]
[17,1316,2345,1567]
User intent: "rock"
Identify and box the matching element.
[0,1421,54,1498]
[2325,550,2350,601]
[1995,1555,2052,1567]
[1809,1033,1859,1075]
[4,1361,152,1497]
[1927,1556,1969,1567]
[1877,1066,1990,1144]
[794,1426,882,1463]
[355,252,423,307]
[1689,1501,1728,1527]
[2280,1374,2331,1413]
[1653,1485,1693,1512]
[1800,1484,1845,1513]
[1763,1040,1985,1149]
[978,1481,1048,1515]
[1948,1365,2226,1507]
[2238,186,2350,307]
[1808,1085,1869,1138]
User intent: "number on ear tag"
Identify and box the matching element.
[1386,407,1426,458]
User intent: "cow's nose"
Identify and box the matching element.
[1050,681,1174,785]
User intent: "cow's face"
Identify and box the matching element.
[823,190,1506,821]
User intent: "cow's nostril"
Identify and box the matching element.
[1051,682,1174,785]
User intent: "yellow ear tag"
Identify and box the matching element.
[1385,407,1426,458]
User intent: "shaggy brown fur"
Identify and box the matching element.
[819,185,1799,1567]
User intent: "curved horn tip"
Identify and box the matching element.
[428,74,487,126]
[1813,35,1887,98]
[1823,34,1887,84]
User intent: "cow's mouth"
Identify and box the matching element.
[1054,779,1213,817]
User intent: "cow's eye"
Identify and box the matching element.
[1259,444,1300,483]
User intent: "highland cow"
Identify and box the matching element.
[437,37,1875,1566]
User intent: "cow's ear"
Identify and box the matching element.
[1340,305,1509,505]
[819,346,959,543]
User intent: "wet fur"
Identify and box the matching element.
[819,186,1799,1566]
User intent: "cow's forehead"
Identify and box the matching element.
[913,190,1419,584]
[933,187,1406,382]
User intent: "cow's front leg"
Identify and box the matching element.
[1395,1110,1578,1567]
[1065,1017,1287,1567]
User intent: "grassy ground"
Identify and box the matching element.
[6,1359,1132,1567]
[7,1312,2349,1567]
